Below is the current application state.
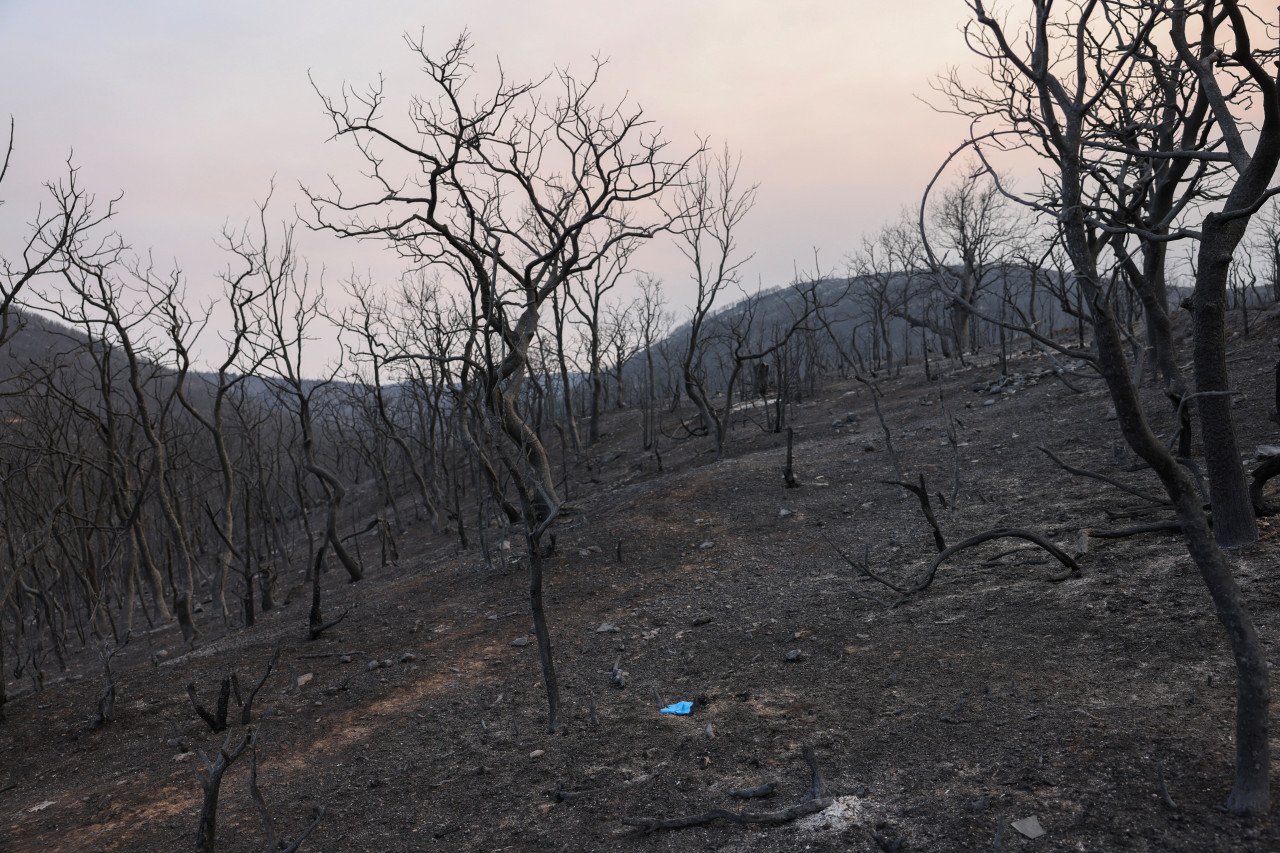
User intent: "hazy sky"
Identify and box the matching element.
[0,1,978,366]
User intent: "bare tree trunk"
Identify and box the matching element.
[1193,217,1259,547]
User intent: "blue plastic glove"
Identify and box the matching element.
[660,701,693,715]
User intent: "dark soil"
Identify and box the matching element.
[4,310,1280,852]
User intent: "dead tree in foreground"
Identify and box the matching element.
[195,726,323,853]
[195,728,253,853]
[942,0,1272,814]
[309,33,694,730]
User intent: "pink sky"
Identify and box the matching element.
[0,0,977,368]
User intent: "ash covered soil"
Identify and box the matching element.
[5,315,1280,852]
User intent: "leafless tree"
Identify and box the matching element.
[307,32,696,729]
[668,145,757,441]
[943,0,1272,814]
[242,218,364,589]
[568,239,638,445]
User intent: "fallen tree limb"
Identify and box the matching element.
[1038,445,1170,506]
[902,528,1079,600]
[1089,520,1184,539]
[621,745,830,834]
[1104,504,1169,520]
[823,535,906,594]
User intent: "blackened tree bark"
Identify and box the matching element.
[943,0,1270,814]
[308,33,694,730]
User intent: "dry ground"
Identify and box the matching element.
[4,311,1280,852]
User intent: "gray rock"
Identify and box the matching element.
[596,623,620,633]
[692,615,714,626]
[983,399,995,407]
[784,649,805,662]
[510,637,530,647]
[778,509,793,518]
[400,652,417,663]
[698,541,715,550]
[1012,816,1046,839]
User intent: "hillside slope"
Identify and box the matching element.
[2,312,1279,852]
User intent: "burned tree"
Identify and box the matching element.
[942,0,1273,814]
[308,33,694,729]
[668,146,758,445]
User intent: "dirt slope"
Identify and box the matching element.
[3,316,1280,852]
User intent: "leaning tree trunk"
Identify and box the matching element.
[1060,151,1269,813]
[1193,213,1259,547]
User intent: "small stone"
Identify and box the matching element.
[529,749,545,759]
[862,442,875,452]
[596,623,620,633]
[366,660,381,672]
[692,615,714,626]
[511,637,530,647]
[381,659,393,669]
[983,399,996,407]
[577,549,591,557]
[586,545,602,554]
[1012,816,1046,839]
[698,541,715,550]
[296,673,313,687]
[778,509,793,518]
[832,419,842,429]
[784,649,805,662]
[846,412,859,423]
[1105,407,1118,421]
[339,655,351,664]
[400,652,417,663]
